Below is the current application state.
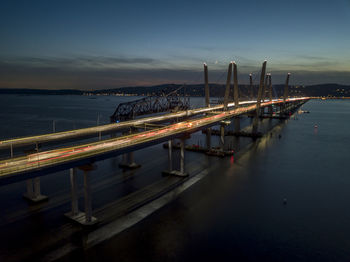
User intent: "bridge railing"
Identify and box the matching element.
[0,98,309,178]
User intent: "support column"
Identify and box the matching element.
[25,179,34,199]
[282,73,291,116]
[234,117,240,133]
[119,129,141,169]
[223,62,233,111]
[127,152,134,165]
[83,171,92,223]
[23,143,48,203]
[180,138,185,175]
[206,128,211,151]
[23,177,48,203]
[220,124,225,151]
[70,168,79,216]
[65,166,98,226]
[165,141,171,172]
[162,140,173,174]
[33,177,41,198]
[164,137,188,177]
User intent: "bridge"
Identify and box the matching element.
[0,60,309,226]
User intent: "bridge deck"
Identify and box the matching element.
[0,101,254,150]
[0,98,309,184]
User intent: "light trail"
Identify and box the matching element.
[0,100,259,150]
[0,98,309,178]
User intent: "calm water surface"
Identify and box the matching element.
[0,95,349,261]
[82,99,350,262]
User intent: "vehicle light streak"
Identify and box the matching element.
[0,98,309,177]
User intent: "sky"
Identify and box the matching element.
[0,0,350,89]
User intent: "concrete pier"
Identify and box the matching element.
[163,138,188,177]
[65,166,98,226]
[119,130,141,169]
[23,177,48,203]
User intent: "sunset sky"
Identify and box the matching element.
[1,0,350,89]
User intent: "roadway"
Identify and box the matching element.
[0,98,309,185]
[0,100,260,151]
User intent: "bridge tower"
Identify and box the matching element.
[249,73,254,100]
[281,73,291,116]
[260,73,269,115]
[233,62,240,133]
[204,63,210,107]
[256,61,267,115]
[283,73,290,103]
[223,62,233,111]
[204,63,212,150]
[233,62,239,108]
[268,74,273,115]
[252,60,267,134]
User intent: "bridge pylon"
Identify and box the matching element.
[280,73,291,116]
[268,74,273,115]
[260,73,269,115]
[233,62,239,108]
[283,73,290,103]
[255,61,267,115]
[162,137,188,177]
[249,73,254,101]
[253,61,267,134]
[204,63,210,107]
[223,62,233,111]
[233,62,240,133]
[204,63,212,150]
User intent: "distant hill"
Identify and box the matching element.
[1,83,350,98]
[0,88,83,95]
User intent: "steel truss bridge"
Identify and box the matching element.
[110,86,190,122]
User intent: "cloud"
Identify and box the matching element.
[1,56,159,70]
[0,55,349,89]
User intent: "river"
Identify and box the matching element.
[0,95,349,261]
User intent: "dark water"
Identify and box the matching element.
[0,95,350,261]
